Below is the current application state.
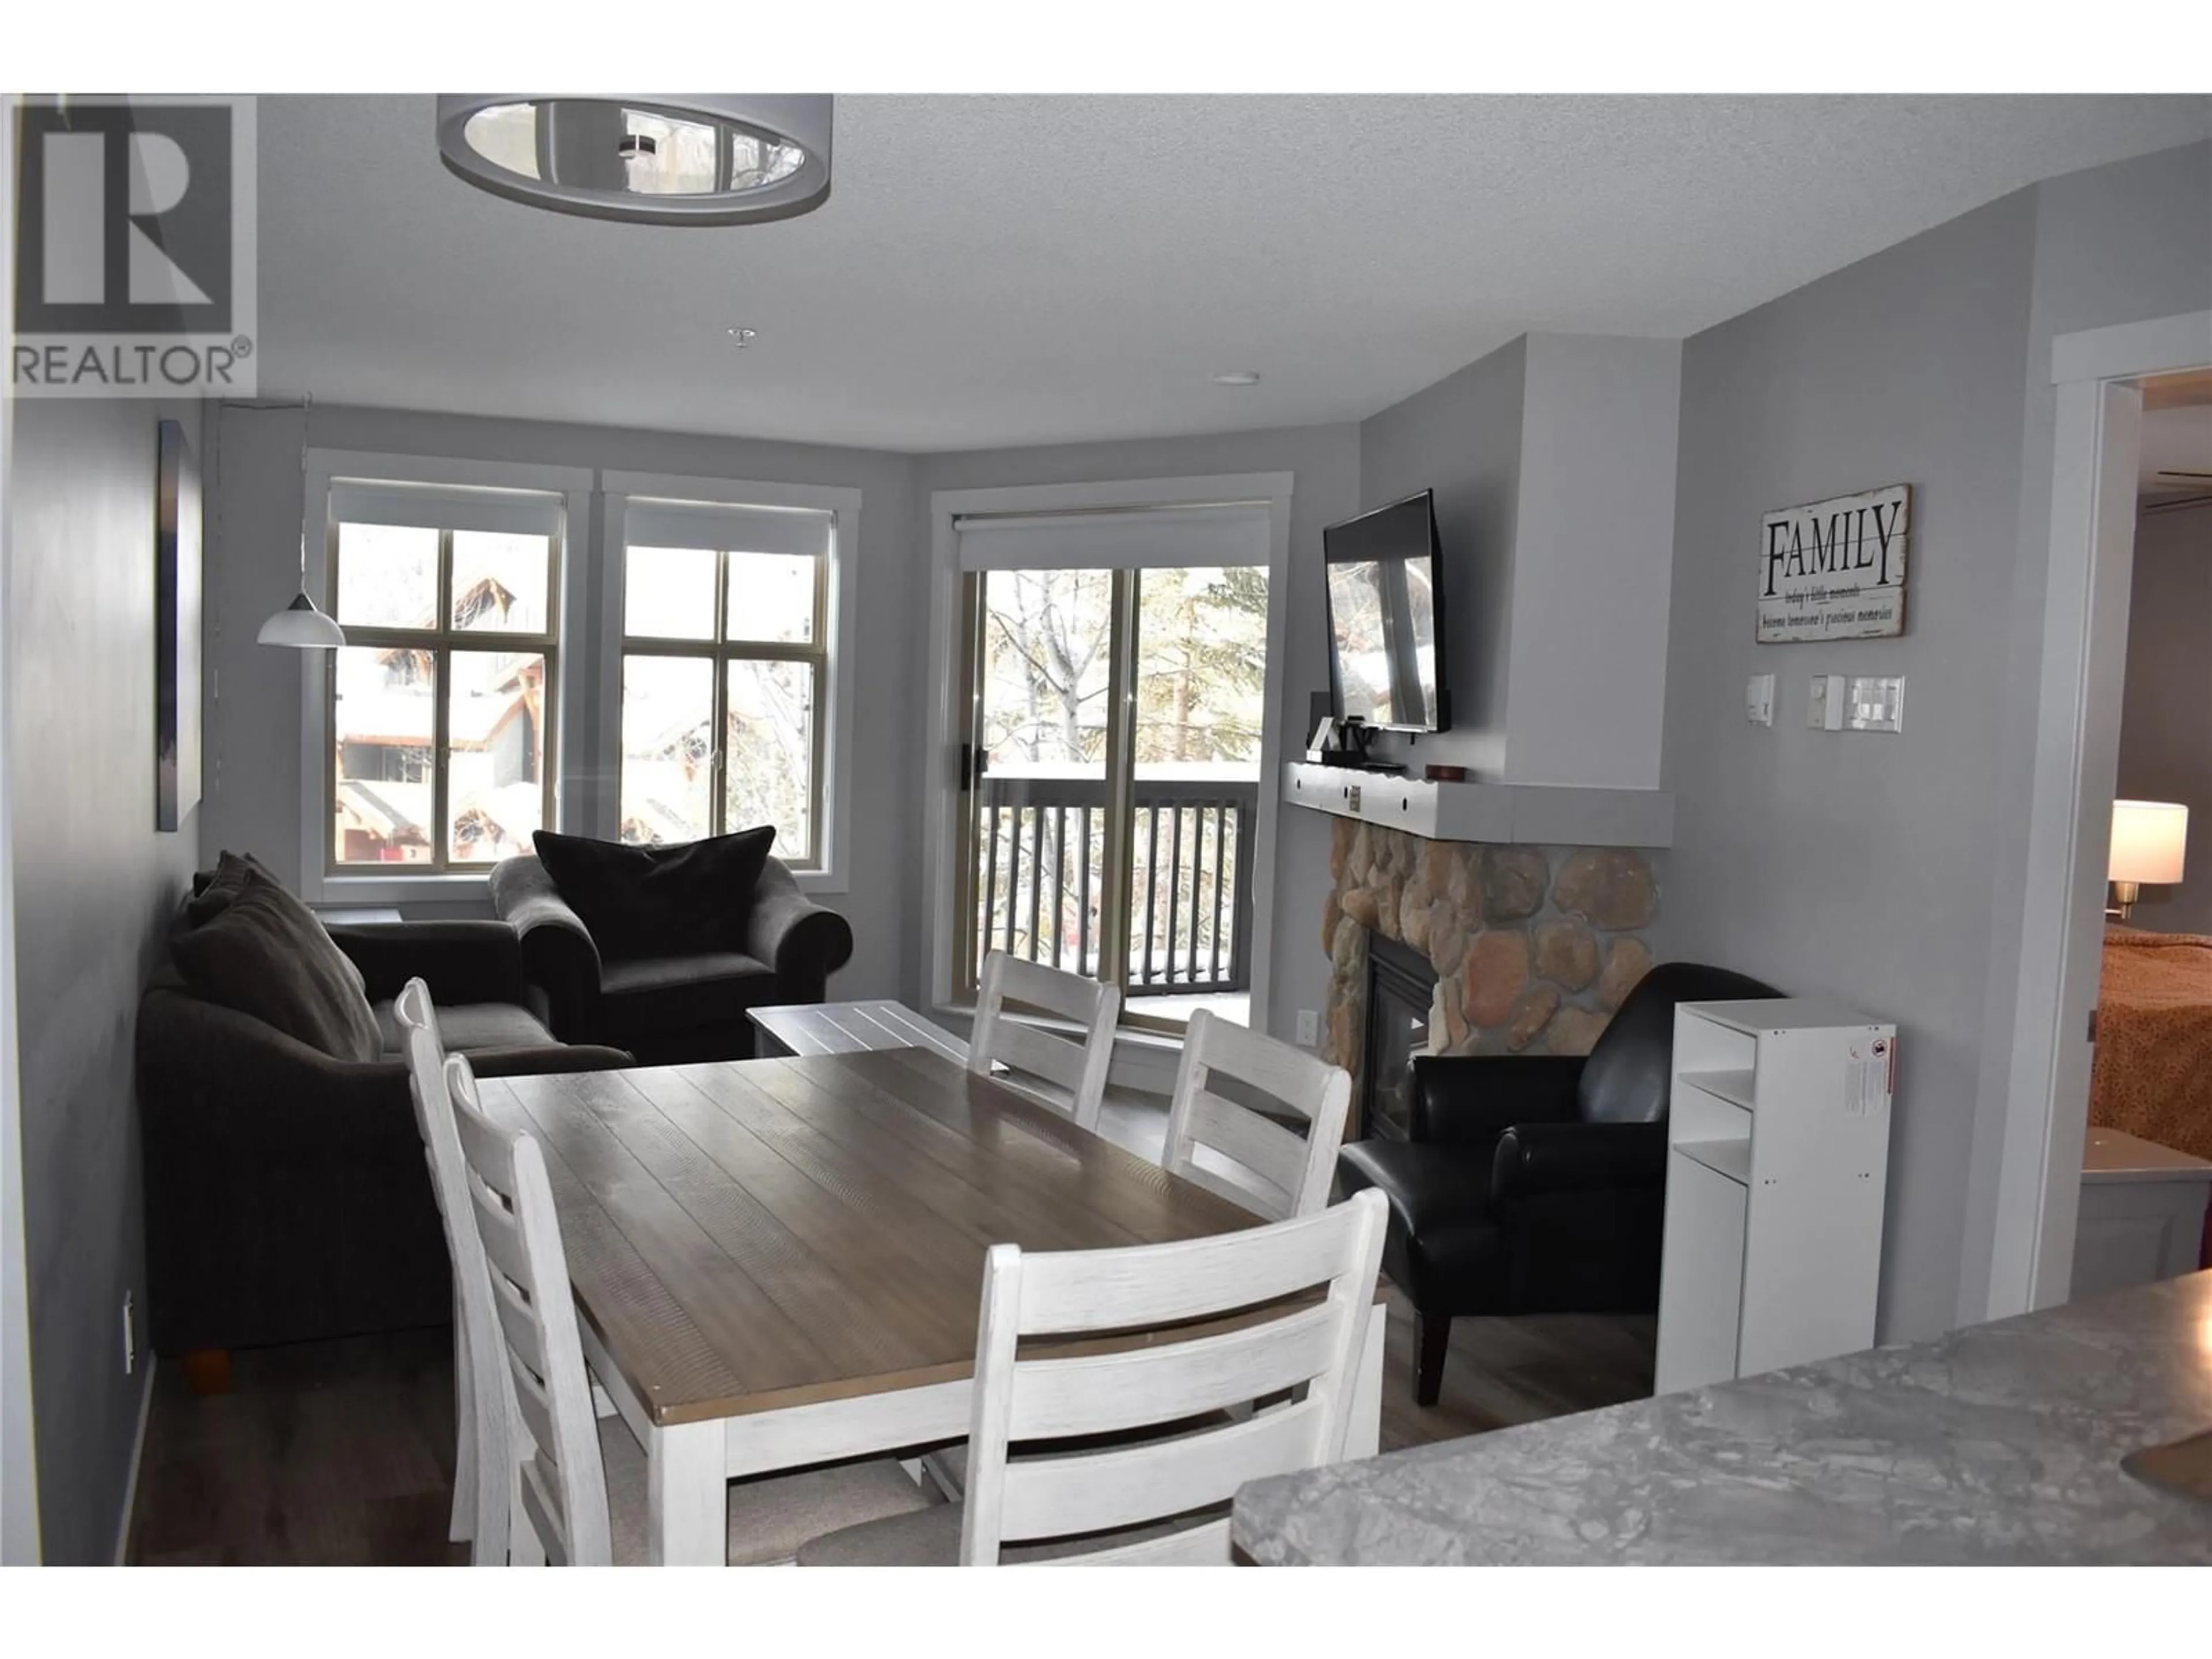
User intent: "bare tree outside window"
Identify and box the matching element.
[967,562,1268,1020]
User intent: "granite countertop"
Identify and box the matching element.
[1235,1271,2212,1565]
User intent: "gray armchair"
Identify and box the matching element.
[489,852,853,1064]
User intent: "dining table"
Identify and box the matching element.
[471,1044,1388,1565]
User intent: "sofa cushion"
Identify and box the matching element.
[531,827,775,962]
[598,950,781,1039]
[185,849,275,926]
[171,880,382,1063]
[374,998,558,1058]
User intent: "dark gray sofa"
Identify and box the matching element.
[489,852,853,1064]
[138,908,631,1361]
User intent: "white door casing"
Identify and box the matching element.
[1985,309,2211,1320]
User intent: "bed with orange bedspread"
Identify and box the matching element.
[2091,927,2212,1164]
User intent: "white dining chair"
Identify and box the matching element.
[1161,1009,1354,1221]
[395,978,510,1567]
[968,951,1120,1132]
[798,1186,1388,1566]
[437,1049,941,1564]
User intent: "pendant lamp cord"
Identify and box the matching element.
[227,392,314,589]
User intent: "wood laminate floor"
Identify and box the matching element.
[124,1296,1650,1565]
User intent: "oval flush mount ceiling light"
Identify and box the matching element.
[435,95,832,226]
[1210,370,1262,386]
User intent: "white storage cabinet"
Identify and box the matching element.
[1655,998,1896,1393]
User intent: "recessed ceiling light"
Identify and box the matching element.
[1211,370,1262,387]
[726,326,758,347]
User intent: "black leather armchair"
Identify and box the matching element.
[1336,961,1782,1404]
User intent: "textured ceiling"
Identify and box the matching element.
[255,94,2212,453]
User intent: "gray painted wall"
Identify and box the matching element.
[1508,334,1682,788]
[1662,138,2212,1343]
[7,395,206,1562]
[200,404,922,1002]
[1,363,39,1565]
[2114,503,2212,934]
[1661,191,2040,1344]
[920,423,1363,1044]
[1357,338,1524,777]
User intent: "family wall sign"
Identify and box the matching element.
[1757,483,1912,643]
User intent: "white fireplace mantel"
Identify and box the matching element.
[1283,762,1673,849]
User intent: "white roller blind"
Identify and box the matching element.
[328,479,564,538]
[621,497,834,558]
[955,503,1271,571]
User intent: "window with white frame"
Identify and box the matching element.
[323,479,563,872]
[616,497,834,866]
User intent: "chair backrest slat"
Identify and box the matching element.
[1074,1519,1232,1566]
[393,980,510,1566]
[1008,1302,1340,1440]
[956,1187,1386,1566]
[1161,1010,1351,1221]
[1184,1088,1310,1213]
[1013,1196,1363,1333]
[490,1273,552,1396]
[447,1053,613,1567]
[1001,1397,1325,1540]
[969,952,1119,1132]
[468,1173,535,1294]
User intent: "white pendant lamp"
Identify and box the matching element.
[257,579,345,649]
[435,95,832,226]
[256,397,346,649]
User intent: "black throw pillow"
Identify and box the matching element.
[171,879,383,1062]
[183,849,286,926]
[531,826,776,961]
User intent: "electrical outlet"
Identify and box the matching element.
[1295,1009,1321,1047]
[122,1290,135,1376]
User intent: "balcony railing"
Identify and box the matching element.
[975,768,1260,997]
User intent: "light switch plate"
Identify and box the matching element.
[1846,675,1905,733]
[1746,673,1775,726]
[1808,675,1846,730]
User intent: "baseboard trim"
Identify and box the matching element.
[112,1356,155,1566]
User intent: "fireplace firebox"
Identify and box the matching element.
[1359,933,1437,1141]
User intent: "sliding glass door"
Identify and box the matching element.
[966,567,1116,981]
[1121,565,1267,1024]
[957,528,1269,1032]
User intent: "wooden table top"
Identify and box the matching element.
[474,1047,1272,1427]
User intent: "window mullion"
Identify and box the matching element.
[1096,569,1140,998]
[434,528,455,870]
[712,550,732,838]
[815,541,829,868]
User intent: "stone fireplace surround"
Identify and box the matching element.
[1321,817,1661,1096]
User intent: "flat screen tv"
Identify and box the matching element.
[1322,489,1449,732]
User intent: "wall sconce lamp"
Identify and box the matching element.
[2108,800,2188,922]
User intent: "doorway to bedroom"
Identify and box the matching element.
[1995,320,2212,1321]
[2074,370,2212,1298]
